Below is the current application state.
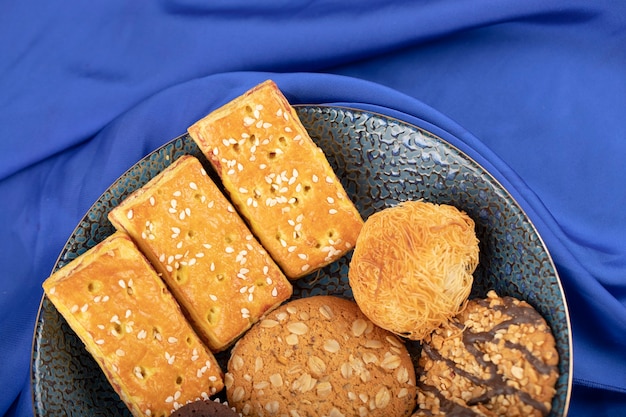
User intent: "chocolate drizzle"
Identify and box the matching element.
[418,295,558,416]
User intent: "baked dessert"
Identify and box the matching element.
[42,232,224,417]
[108,155,292,352]
[349,200,479,340]
[171,398,241,417]
[187,80,364,279]
[224,295,417,417]
[412,291,559,417]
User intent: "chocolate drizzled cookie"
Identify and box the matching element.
[413,291,559,417]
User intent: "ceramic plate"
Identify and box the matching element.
[31,105,572,416]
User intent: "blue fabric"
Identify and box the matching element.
[2,1,625,416]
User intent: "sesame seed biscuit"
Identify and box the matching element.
[188,80,364,279]
[412,291,559,417]
[225,295,417,417]
[108,155,292,352]
[42,232,224,417]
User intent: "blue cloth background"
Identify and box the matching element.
[1,1,625,415]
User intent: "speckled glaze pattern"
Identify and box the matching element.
[32,106,571,416]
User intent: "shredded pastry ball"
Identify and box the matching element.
[348,200,479,341]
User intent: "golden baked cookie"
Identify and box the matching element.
[349,200,479,341]
[108,155,292,352]
[188,80,364,280]
[412,291,559,417]
[225,295,417,417]
[42,232,223,417]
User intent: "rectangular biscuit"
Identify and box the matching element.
[108,154,292,352]
[42,232,224,417]
[187,80,364,279]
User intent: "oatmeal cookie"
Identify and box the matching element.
[225,295,417,417]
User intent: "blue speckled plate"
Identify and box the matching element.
[31,105,572,416]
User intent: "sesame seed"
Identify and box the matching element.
[125,309,132,318]
[102,295,109,302]
[326,176,334,183]
[159,253,166,262]
[137,330,147,339]
[209,294,217,301]
[118,280,126,289]
[327,197,335,204]
[189,182,198,190]
[126,210,133,220]
[272,288,278,297]
[116,349,125,357]
[168,337,178,344]
[312,175,319,183]
[80,304,88,313]
[173,191,182,197]
[95,339,105,345]
[225,247,234,253]
[302,264,310,272]
[243,116,255,126]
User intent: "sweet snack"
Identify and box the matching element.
[42,232,224,417]
[171,398,241,417]
[349,200,479,340]
[412,291,559,417]
[224,295,417,417]
[108,155,292,352]
[187,79,364,279]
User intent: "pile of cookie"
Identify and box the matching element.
[42,80,559,417]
